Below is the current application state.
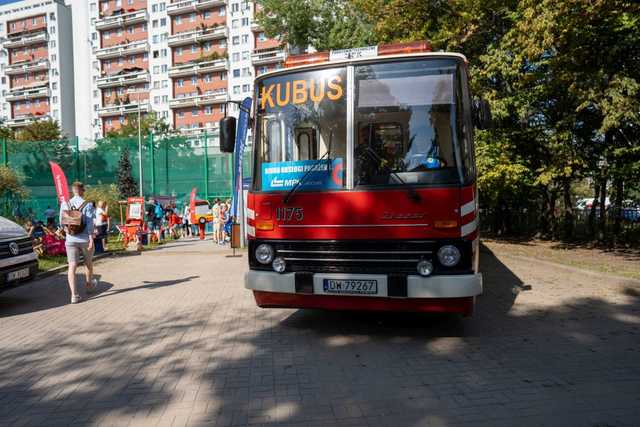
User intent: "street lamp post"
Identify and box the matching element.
[128,88,146,197]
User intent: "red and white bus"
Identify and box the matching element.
[221,41,489,316]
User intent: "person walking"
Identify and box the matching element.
[60,181,97,304]
[95,200,109,252]
[212,198,221,244]
[182,203,192,237]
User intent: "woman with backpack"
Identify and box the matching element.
[59,181,97,304]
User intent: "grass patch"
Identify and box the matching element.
[38,255,67,272]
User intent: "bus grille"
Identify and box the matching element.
[249,239,472,275]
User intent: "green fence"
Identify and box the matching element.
[1,133,251,220]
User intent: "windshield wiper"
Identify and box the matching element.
[364,124,421,202]
[283,129,334,205]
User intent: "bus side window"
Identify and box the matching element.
[265,119,281,162]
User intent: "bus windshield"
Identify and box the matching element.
[254,58,472,192]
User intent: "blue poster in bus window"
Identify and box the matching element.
[261,158,344,192]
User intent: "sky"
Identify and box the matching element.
[0,0,22,5]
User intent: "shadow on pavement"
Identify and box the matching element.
[0,274,113,318]
[88,275,200,300]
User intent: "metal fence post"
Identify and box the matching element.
[204,132,209,201]
[74,137,80,181]
[1,138,7,167]
[148,133,156,196]
[164,137,169,195]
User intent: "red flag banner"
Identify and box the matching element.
[189,187,197,224]
[49,161,69,204]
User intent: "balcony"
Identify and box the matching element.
[94,40,149,60]
[250,22,262,32]
[251,47,285,65]
[168,26,227,47]
[97,103,151,117]
[5,114,51,128]
[167,0,227,15]
[169,59,227,78]
[6,86,50,102]
[3,31,48,49]
[178,123,220,136]
[169,92,227,108]
[9,79,49,92]
[5,59,50,75]
[97,70,150,88]
[96,9,148,31]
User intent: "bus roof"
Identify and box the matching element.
[255,51,469,82]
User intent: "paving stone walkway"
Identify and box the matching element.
[0,238,638,426]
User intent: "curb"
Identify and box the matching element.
[36,252,114,279]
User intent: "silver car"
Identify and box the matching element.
[0,216,38,291]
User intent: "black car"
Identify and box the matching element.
[0,216,38,291]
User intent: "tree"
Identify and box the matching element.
[84,184,120,219]
[106,113,175,139]
[0,165,29,218]
[117,148,139,198]
[256,0,375,52]
[15,119,64,142]
[0,122,12,140]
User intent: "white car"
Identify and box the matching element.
[0,216,38,291]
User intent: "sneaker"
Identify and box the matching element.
[86,278,98,293]
[71,295,83,304]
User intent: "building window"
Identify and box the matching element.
[160,2,165,11]
[175,16,181,24]
[242,50,250,60]
[191,76,197,85]
[231,3,239,12]
[176,47,183,55]
[232,36,239,45]
[205,106,212,115]
[191,45,197,53]
[232,52,239,61]
[154,81,160,89]
[241,67,250,77]
[232,19,239,29]
[160,18,166,27]
[233,85,240,94]
[190,13,196,22]
[204,74,211,83]
[192,108,199,116]
[128,26,135,34]
[220,72,227,80]
[162,95,168,103]
[161,64,168,72]
[219,6,226,16]
[219,40,227,48]
[153,66,160,74]
[152,4,158,12]
[241,34,249,44]
[204,11,211,19]
[152,20,158,28]
[162,80,168,88]
[154,96,160,104]
[242,17,249,26]
[178,111,185,118]
[177,79,184,87]
[258,32,267,42]
[242,84,250,92]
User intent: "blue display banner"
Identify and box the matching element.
[261,158,344,192]
[231,97,252,217]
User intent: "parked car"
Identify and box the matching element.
[0,216,38,292]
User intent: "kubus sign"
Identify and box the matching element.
[259,74,344,110]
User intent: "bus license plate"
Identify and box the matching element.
[7,268,29,282]
[322,279,378,295]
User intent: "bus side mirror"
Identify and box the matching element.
[219,116,237,153]
[473,99,492,130]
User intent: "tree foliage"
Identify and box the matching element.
[14,119,64,142]
[105,113,175,139]
[256,0,375,51]
[116,148,139,198]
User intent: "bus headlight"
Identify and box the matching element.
[255,244,274,264]
[437,245,461,267]
[416,260,433,276]
[272,257,286,273]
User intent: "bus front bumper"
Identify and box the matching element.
[245,270,482,314]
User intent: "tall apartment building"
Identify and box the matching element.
[1,0,286,142]
[0,0,76,138]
